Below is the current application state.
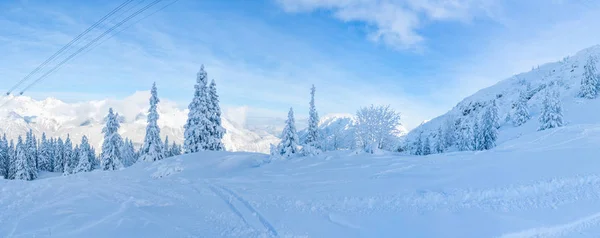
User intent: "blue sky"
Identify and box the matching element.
[1,0,600,129]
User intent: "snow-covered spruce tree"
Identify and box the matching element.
[472,120,482,151]
[456,118,474,151]
[276,108,300,158]
[303,84,321,155]
[481,104,499,150]
[75,135,94,173]
[184,66,212,153]
[354,105,401,153]
[434,127,445,154]
[413,132,423,155]
[25,130,38,179]
[0,135,8,179]
[121,138,136,167]
[422,136,431,155]
[7,140,15,179]
[163,136,172,158]
[54,138,65,173]
[100,108,124,171]
[512,91,531,126]
[539,88,564,131]
[140,82,164,162]
[207,79,225,151]
[62,135,74,175]
[579,56,599,99]
[14,136,35,180]
[37,133,52,171]
[170,142,182,156]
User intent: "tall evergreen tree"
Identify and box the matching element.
[413,132,423,155]
[579,56,599,99]
[63,135,74,175]
[422,136,431,155]
[121,138,136,167]
[25,130,38,172]
[207,79,225,151]
[472,119,484,151]
[14,136,35,180]
[184,66,211,153]
[434,127,445,154]
[100,108,124,171]
[276,108,300,158]
[539,88,564,131]
[0,134,8,179]
[163,136,171,158]
[481,105,499,150]
[7,139,15,179]
[171,142,182,156]
[38,133,52,171]
[306,84,321,149]
[512,91,531,126]
[140,82,164,162]
[456,119,474,151]
[75,135,94,173]
[54,138,65,172]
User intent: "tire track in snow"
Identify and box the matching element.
[499,211,600,238]
[217,185,279,237]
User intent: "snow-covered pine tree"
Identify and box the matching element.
[54,138,65,172]
[63,135,74,175]
[422,135,431,155]
[472,120,482,151]
[277,108,300,158]
[456,119,474,151]
[539,88,564,131]
[184,65,212,153]
[24,130,38,179]
[512,91,531,126]
[163,136,172,158]
[305,84,321,149]
[100,108,124,171]
[14,136,35,180]
[207,79,225,151]
[579,56,599,99]
[140,82,164,162]
[413,132,423,155]
[75,135,94,173]
[67,145,80,175]
[121,138,136,167]
[38,133,51,171]
[170,142,182,156]
[0,135,8,179]
[481,104,499,150]
[7,139,14,179]
[434,127,445,154]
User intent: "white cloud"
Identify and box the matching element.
[277,0,501,49]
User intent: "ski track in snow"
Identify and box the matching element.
[207,183,279,237]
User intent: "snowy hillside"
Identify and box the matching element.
[4,123,600,237]
[406,45,600,146]
[0,93,279,153]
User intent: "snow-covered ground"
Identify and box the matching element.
[2,123,600,237]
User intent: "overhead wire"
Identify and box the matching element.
[5,0,135,96]
[17,0,164,95]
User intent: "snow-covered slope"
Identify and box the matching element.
[407,45,600,145]
[0,92,279,153]
[3,123,600,237]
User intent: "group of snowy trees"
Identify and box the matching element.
[271,84,404,158]
[411,100,500,155]
[183,65,225,154]
[0,130,99,181]
[271,85,320,158]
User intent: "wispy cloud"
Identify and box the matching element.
[276,0,502,50]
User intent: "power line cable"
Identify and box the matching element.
[5,0,134,95]
[18,0,163,95]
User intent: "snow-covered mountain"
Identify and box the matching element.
[406,45,600,146]
[0,92,280,153]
